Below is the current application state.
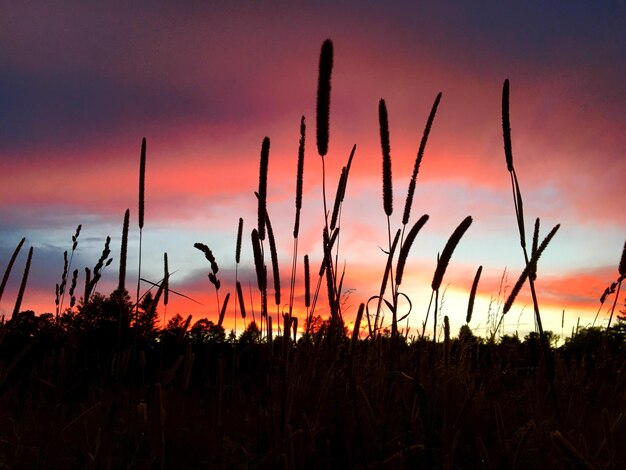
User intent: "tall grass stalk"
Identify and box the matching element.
[83,267,91,305]
[303,255,311,334]
[367,230,401,338]
[316,39,332,159]
[55,251,67,318]
[12,246,33,319]
[136,137,146,325]
[466,265,482,324]
[329,146,356,281]
[315,40,347,331]
[350,303,364,356]
[606,283,623,329]
[117,210,130,339]
[217,292,230,329]
[235,217,244,330]
[162,252,169,329]
[258,137,270,241]
[324,147,356,331]
[118,210,129,294]
[530,218,540,281]
[402,93,442,227]
[0,237,25,307]
[236,281,246,324]
[594,280,618,326]
[288,117,306,325]
[254,136,270,335]
[503,81,545,332]
[85,237,112,302]
[617,242,626,278]
[431,216,472,341]
[309,146,355,334]
[395,215,430,286]
[68,268,78,309]
[323,227,339,323]
[502,223,560,315]
[264,208,281,317]
[58,224,81,316]
[329,164,347,233]
[251,229,267,321]
[605,239,626,329]
[193,242,222,319]
[502,79,560,418]
[373,99,399,340]
[307,230,337,331]
[146,256,167,322]
[379,99,393,219]
[316,39,334,259]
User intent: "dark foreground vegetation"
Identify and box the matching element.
[0,295,625,468]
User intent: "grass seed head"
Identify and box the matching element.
[118,209,130,293]
[236,218,244,264]
[379,98,393,217]
[618,239,626,277]
[504,223,560,314]
[396,214,430,286]
[466,265,482,323]
[0,237,26,304]
[502,79,514,172]
[294,116,305,238]
[304,254,310,308]
[403,92,441,225]
[258,137,270,240]
[251,229,266,291]
[316,39,333,157]
[163,252,169,306]
[431,216,473,292]
[193,243,219,274]
[236,281,246,319]
[265,209,281,306]
[139,137,146,229]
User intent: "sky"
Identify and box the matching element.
[1,1,625,339]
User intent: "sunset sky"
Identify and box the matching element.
[1,1,624,339]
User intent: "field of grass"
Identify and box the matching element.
[1,39,625,468]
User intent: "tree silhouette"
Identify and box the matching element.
[238,321,261,345]
[58,290,133,349]
[164,313,185,334]
[458,324,478,345]
[133,291,158,342]
[189,317,225,344]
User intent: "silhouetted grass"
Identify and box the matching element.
[0,39,624,470]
